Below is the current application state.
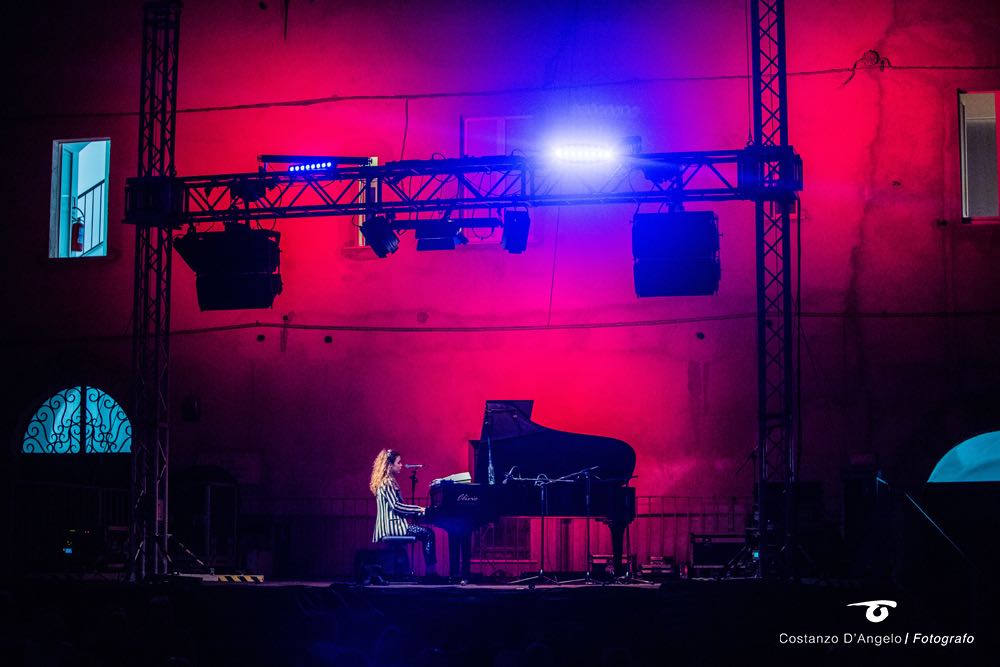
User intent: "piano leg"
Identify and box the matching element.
[460,532,472,579]
[446,527,473,580]
[609,521,626,577]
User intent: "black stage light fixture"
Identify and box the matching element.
[415,220,469,251]
[501,210,530,254]
[632,211,721,297]
[228,177,270,204]
[258,154,374,171]
[360,216,399,258]
[174,224,283,310]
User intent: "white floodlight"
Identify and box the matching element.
[550,143,617,164]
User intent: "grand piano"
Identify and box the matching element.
[425,400,637,579]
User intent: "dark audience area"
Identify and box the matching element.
[0,576,995,667]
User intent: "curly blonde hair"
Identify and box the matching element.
[369,448,399,495]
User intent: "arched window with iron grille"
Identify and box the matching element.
[22,385,131,454]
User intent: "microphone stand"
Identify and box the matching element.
[511,474,573,587]
[485,409,496,485]
[409,467,419,577]
[409,468,419,504]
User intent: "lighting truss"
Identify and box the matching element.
[126,149,801,226]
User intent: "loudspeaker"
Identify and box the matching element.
[632,212,719,258]
[689,533,744,576]
[633,258,721,297]
[175,226,283,310]
[194,273,283,311]
[632,212,721,296]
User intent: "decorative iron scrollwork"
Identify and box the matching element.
[84,386,132,453]
[22,385,131,454]
[22,386,80,454]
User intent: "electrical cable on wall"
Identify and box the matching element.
[7,306,1000,347]
[17,63,998,121]
[400,97,409,160]
[546,209,562,327]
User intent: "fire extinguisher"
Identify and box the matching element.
[70,207,85,253]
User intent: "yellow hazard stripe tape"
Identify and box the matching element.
[215,575,264,583]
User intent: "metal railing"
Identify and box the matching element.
[244,494,751,577]
[75,179,107,256]
[8,487,751,577]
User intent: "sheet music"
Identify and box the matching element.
[430,471,472,486]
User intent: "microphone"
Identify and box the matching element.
[502,466,516,485]
[404,464,424,469]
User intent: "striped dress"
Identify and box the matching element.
[372,479,423,543]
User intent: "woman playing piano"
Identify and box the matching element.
[370,448,437,576]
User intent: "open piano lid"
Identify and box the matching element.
[470,400,636,484]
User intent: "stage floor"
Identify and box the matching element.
[1,575,994,666]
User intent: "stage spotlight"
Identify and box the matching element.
[551,143,617,164]
[501,210,530,254]
[174,224,283,310]
[631,211,721,297]
[228,177,269,203]
[415,220,469,251]
[360,216,399,258]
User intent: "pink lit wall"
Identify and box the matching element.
[4,0,1000,535]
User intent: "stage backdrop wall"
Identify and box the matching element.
[3,0,1000,573]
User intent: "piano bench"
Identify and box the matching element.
[354,536,417,584]
[380,536,416,577]
[355,543,414,584]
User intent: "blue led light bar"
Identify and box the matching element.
[289,161,334,172]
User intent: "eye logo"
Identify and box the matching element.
[847,600,897,623]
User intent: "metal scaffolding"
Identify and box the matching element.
[129,0,180,581]
[751,0,796,576]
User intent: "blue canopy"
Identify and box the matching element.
[928,431,1000,483]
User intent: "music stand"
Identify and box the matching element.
[511,475,572,587]
[561,467,601,585]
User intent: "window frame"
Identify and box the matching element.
[49,137,111,258]
[958,90,1000,224]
